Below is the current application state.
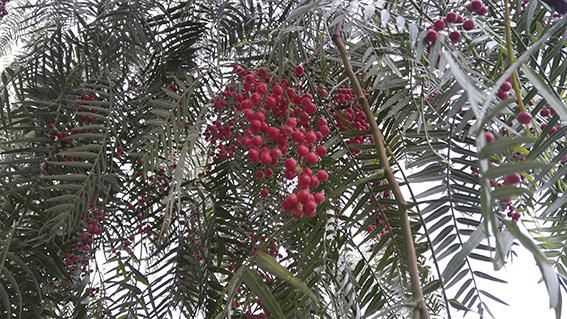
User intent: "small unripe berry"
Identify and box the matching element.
[463,19,475,31]
[517,111,532,125]
[260,188,269,197]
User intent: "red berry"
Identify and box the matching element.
[463,19,475,31]
[446,12,458,23]
[504,173,522,185]
[517,111,532,125]
[315,145,327,156]
[433,19,446,31]
[294,65,304,77]
[316,170,329,181]
[477,5,488,16]
[314,192,325,204]
[449,30,461,43]
[500,81,512,92]
[425,29,439,42]
[248,149,260,163]
[297,145,309,157]
[539,108,551,117]
[305,152,319,164]
[283,194,298,210]
[256,171,264,179]
[496,90,509,100]
[484,131,495,143]
[265,168,273,178]
[310,176,320,188]
[318,88,328,98]
[256,84,268,95]
[284,170,296,180]
[292,131,305,143]
[284,158,297,170]
[265,96,276,108]
[319,125,330,136]
[456,15,464,23]
[270,148,282,161]
[297,189,311,202]
[303,200,317,216]
[251,135,263,146]
[260,188,269,197]
[286,117,298,128]
[272,84,283,96]
[299,173,312,188]
[260,150,272,165]
[469,0,483,12]
[304,131,317,143]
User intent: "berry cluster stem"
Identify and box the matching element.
[503,0,527,113]
[331,22,430,319]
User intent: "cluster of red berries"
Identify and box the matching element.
[65,207,104,274]
[539,107,560,134]
[76,94,99,124]
[129,164,175,238]
[331,88,371,155]
[425,0,488,44]
[205,65,330,219]
[0,0,10,17]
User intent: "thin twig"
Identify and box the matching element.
[330,20,430,319]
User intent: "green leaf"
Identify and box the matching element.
[483,161,543,180]
[242,268,285,319]
[254,251,318,303]
[522,65,567,122]
[442,225,486,282]
[479,136,538,158]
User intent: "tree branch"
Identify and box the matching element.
[330,21,430,319]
